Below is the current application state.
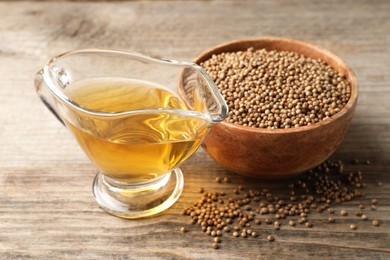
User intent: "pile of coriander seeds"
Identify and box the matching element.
[181,159,381,250]
[200,48,351,129]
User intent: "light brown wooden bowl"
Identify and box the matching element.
[195,37,358,178]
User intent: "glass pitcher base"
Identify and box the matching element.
[92,169,184,219]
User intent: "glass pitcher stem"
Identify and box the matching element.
[92,169,184,219]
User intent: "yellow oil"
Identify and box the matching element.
[63,78,210,183]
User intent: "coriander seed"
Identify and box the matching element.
[267,235,275,242]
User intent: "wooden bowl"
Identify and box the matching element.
[195,37,358,178]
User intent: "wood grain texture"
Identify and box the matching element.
[0,0,389,259]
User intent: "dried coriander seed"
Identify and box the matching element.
[267,235,275,242]
[200,48,351,129]
[328,217,335,223]
[182,158,374,249]
[361,215,368,220]
[223,177,231,183]
[214,237,221,243]
[372,220,380,226]
[340,210,348,216]
[212,242,219,249]
[350,224,357,230]
[180,227,188,233]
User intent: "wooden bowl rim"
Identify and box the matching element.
[194,37,358,134]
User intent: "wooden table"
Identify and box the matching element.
[1,0,389,259]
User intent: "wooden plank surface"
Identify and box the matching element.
[0,0,389,259]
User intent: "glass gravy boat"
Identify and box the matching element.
[35,49,228,219]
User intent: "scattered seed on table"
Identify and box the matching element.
[241,232,247,238]
[212,243,219,249]
[361,215,368,220]
[365,160,371,165]
[181,158,375,248]
[214,237,221,243]
[372,220,380,226]
[328,217,335,223]
[350,224,357,230]
[198,187,204,193]
[180,227,188,233]
[377,182,383,186]
[289,220,295,226]
[267,235,275,242]
[215,177,222,183]
[371,205,377,210]
[223,177,230,183]
[251,231,258,237]
[340,210,348,216]
[355,211,363,217]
